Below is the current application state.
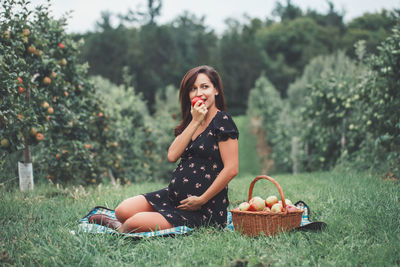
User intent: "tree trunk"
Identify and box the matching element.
[19,85,34,191]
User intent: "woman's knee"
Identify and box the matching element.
[115,195,154,223]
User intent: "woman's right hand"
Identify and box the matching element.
[191,100,207,123]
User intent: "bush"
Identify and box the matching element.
[347,24,400,176]
[92,76,180,182]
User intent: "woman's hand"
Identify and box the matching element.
[177,196,204,211]
[191,100,207,124]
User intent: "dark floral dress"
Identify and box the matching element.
[143,111,239,228]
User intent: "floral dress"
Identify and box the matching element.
[143,111,239,228]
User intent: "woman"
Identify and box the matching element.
[89,65,239,233]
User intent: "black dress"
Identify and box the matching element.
[143,111,239,228]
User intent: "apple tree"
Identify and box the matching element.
[354,24,400,176]
[0,0,116,186]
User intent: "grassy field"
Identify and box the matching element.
[1,116,400,266]
[1,171,399,266]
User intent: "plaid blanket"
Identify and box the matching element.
[75,201,313,238]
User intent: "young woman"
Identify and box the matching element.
[89,65,239,233]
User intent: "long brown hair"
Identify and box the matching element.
[174,65,226,136]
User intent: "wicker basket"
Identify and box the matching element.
[230,175,303,237]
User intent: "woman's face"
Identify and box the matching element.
[189,73,219,110]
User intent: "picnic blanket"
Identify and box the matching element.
[74,201,325,238]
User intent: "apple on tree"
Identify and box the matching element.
[36,133,44,141]
[1,138,10,148]
[43,77,51,85]
[41,101,49,109]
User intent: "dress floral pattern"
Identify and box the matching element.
[143,111,239,228]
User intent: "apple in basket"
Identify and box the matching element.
[238,202,250,211]
[270,203,283,213]
[265,195,279,208]
[283,199,293,206]
[286,204,298,212]
[248,196,265,211]
[278,199,293,206]
[263,207,271,212]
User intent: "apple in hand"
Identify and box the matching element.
[270,203,283,213]
[238,202,250,211]
[248,196,265,211]
[265,195,279,208]
[191,96,204,107]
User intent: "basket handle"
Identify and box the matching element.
[248,175,288,213]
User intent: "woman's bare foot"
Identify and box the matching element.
[88,214,122,230]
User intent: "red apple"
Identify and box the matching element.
[36,133,44,141]
[191,96,204,107]
[18,87,24,94]
[265,195,279,208]
[17,77,23,84]
[286,205,298,212]
[58,42,65,49]
[42,101,49,109]
[27,46,36,54]
[270,203,283,213]
[43,77,51,85]
[249,196,265,211]
[238,202,250,211]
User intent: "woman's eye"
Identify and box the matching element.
[201,85,209,89]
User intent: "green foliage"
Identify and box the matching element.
[75,2,397,115]
[249,23,400,176]
[287,51,358,110]
[92,76,179,182]
[352,24,400,176]
[342,10,399,57]
[247,76,293,172]
[218,18,264,114]
[151,85,180,180]
[0,0,114,184]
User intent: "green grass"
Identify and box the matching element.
[1,172,399,266]
[234,115,261,176]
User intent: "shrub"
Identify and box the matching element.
[92,76,180,182]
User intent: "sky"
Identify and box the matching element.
[30,0,399,34]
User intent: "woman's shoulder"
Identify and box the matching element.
[214,110,233,121]
[212,110,239,141]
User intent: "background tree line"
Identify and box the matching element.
[74,0,398,115]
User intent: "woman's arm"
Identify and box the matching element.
[167,102,207,162]
[177,138,239,210]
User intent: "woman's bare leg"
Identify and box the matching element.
[118,212,174,233]
[114,195,155,223]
